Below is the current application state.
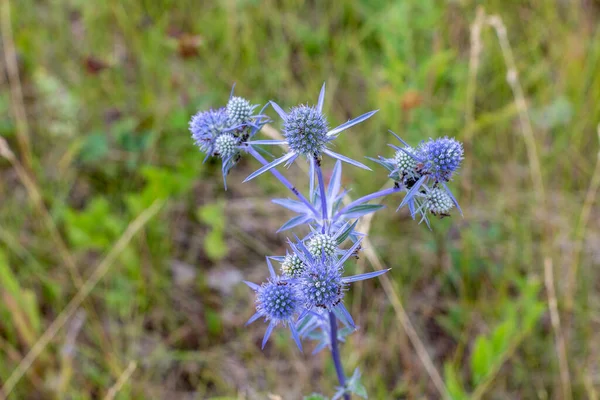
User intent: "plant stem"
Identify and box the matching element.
[314,160,329,233]
[246,145,319,217]
[334,186,401,220]
[329,311,350,400]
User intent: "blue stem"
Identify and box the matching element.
[246,146,319,217]
[334,186,402,220]
[329,311,350,400]
[314,160,329,233]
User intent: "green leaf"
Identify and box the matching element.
[204,229,228,261]
[443,362,468,400]
[79,132,109,164]
[303,394,328,400]
[197,202,226,231]
[335,220,358,245]
[471,335,493,385]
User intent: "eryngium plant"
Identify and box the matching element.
[189,83,464,399]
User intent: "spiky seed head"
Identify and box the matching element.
[299,263,344,310]
[189,108,230,154]
[426,188,454,215]
[227,96,254,126]
[308,234,337,257]
[214,133,238,158]
[394,147,418,175]
[281,253,305,278]
[419,137,464,182]
[256,280,300,322]
[283,105,329,156]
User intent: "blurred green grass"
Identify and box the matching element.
[1,0,600,398]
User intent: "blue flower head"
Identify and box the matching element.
[281,252,306,278]
[189,85,270,189]
[245,258,304,350]
[227,95,257,127]
[425,187,454,215]
[283,105,329,157]
[189,108,230,157]
[289,237,389,329]
[418,137,464,182]
[244,83,378,182]
[370,131,464,224]
[300,260,345,311]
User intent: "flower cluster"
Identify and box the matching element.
[189,82,465,399]
[368,131,463,227]
[189,85,268,187]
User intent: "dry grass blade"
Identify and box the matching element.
[565,124,600,311]
[1,0,32,170]
[103,361,138,400]
[544,257,572,400]
[0,200,164,397]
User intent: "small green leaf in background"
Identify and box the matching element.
[471,336,493,385]
[303,394,329,400]
[197,202,228,261]
[444,362,468,400]
[79,132,109,164]
[205,308,223,337]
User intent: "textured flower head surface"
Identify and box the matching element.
[281,252,306,278]
[283,105,329,156]
[227,96,257,127]
[214,132,238,159]
[393,146,419,179]
[289,237,389,329]
[244,83,378,183]
[189,108,230,157]
[245,258,304,350]
[308,233,337,258]
[418,137,464,182]
[425,187,454,215]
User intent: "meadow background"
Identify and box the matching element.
[1,0,600,399]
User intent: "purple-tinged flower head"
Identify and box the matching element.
[189,108,230,156]
[256,279,300,321]
[289,237,389,329]
[418,137,464,182]
[300,261,345,310]
[244,83,378,183]
[281,252,306,278]
[425,187,454,215]
[307,233,337,258]
[214,132,238,159]
[227,96,257,127]
[283,105,329,157]
[369,131,464,223]
[245,258,304,350]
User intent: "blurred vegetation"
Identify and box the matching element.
[1,0,600,398]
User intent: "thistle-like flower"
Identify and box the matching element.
[290,237,389,329]
[307,233,337,257]
[425,187,454,215]
[379,131,463,219]
[227,96,257,127]
[189,85,270,188]
[418,137,464,183]
[214,132,238,159]
[189,108,230,159]
[245,258,304,350]
[281,252,306,278]
[244,83,378,182]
